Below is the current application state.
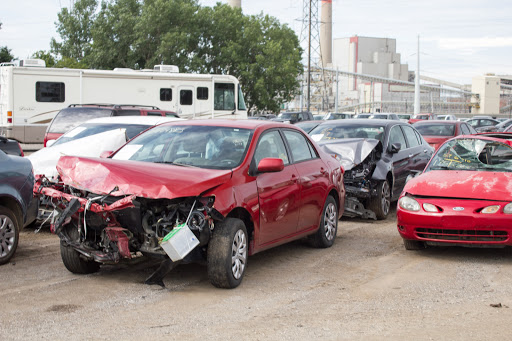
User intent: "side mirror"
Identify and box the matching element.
[100,150,114,158]
[257,158,284,173]
[46,139,56,147]
[389,142,401,154]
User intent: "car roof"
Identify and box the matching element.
[315,118,402,127]
[413,120,459,125]
[454,132,512,147]
[157,119,296,130]
[83,116,183,125]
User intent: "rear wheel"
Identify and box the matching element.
[0,207,20,265]
[403,239,425,250]
[310,196,338,248]
[60,223,100,274]
[369,180,391,220]
[207,218,248,289]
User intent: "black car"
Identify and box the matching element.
[0,150,37,265]
[295,120,322,133]
[309,119,434,220]
[0,136,24,156]
[466,118,500,133]
[272,111,313,124]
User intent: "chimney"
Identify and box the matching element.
[320,0,332,66]
[228,0,241,8]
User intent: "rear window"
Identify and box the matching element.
[415,124,455,137]
[48,108,113,133]
[53,123,150,146]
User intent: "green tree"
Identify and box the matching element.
[31,50,56,67]
[0,46,14,63]
[51,0,98,65]
[88,0,141,69]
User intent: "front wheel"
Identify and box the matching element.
[207,218,248,289]
[369,180,391,220]
[60,224,100,274]
[310,195,338,248]
[403,239,425,250]
[0,206,20,265]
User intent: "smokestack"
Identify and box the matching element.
[320,0,332,66]
[228,0,241,8]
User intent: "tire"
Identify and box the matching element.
[310,196,338,248]
[60,223,100,274]
[403,239,425,250]
[0,206,20,265]
[207,218,248,289]
[369,180,391,220]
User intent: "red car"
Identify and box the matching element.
[397,133,512,250]
[37,120,344,288]
[413,120,477,150]
[408,113,437,125]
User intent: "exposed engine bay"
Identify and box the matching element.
[35,176,223,265]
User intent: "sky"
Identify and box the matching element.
[1,0,511,85]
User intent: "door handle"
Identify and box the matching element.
[408,154,413,158]
[291,174,298,183]
[423,149,427,153]
[320,167,327,175]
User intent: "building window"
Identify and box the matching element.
[160,88,172,101]
[36,82,65,102]
[197,87,208,100]
[180,90,193,105]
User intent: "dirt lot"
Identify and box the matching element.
[2,207,512,340]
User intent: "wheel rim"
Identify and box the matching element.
[324,202,337,240]
[381,182,391,216]
[231,229,247,280]
[0,214,16,258]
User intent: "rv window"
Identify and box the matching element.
[197,87,209,100]
[160,88,172,101]
[238,84,246,111]
[36,82,65,102]
[214,83,235,111]
[180,90,193,105]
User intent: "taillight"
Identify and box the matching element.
[43,137,48,147]
[18,142,24,157]
[7,111,12,123]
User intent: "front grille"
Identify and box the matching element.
[415,228,508,242]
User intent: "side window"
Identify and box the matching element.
[460,124,470,135]
[389,125,407,149]
[253,130,289,166]
[466,124,477,134]
[414,130,424,145]
[180,90,193,105]
[147,111,163,117]
[197,87,208,100]
[160,88,172,101]
[36,82,65,102]
[283,130,314,162]
[214,83,235,110]
[402,125,420,148]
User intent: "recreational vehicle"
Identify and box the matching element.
[0,60,247,143]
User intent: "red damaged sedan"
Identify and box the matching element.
[397,133,512,250]
[36,120,344,288]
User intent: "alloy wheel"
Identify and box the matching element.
[231,229,247,280]
[324,202,337,240]
[0,215,16,258]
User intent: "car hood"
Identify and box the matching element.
[56,156,233,199]
[29,129,128,179]
[404,170,512,201]
[317,138,381,171]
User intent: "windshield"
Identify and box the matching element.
[277,113,297,120]
[112,125,253,169]
[370,114,388,119]
[413,114,430,120]
[427,138,512,172]
[53,123,151,146]
[48,108,113,133]
[415,124,455,137]
[310,124,385,142]
[398,114,410,119]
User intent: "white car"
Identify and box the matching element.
[29,116,182,179]
[437,114,457,120]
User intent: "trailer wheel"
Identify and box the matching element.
[0,206,20,265]
[309,195,338,248]
[207,218,248,289]
[369,180,391,220]
[60,223,100,274]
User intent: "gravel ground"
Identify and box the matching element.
[1,207,512,340]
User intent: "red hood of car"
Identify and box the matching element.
[56,156,233,199]
[404,170,512,201]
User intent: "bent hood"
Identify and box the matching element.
[29,129,128,179]
[404,170,512,201]
[56,156,233,199]
[318,138,381,171]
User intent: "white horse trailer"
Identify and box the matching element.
[0,60,247,143]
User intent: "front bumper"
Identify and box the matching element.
[397,198,512,246]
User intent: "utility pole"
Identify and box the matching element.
[335,68,339,113]
[414,35,421,115]
[307,0,312,112]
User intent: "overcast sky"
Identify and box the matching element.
[1,0,511,85]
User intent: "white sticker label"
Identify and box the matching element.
[112,144,142,160]
[311,134,324,142]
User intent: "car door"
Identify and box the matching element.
[402,125,430,173]
[282,129,329,233]
[387,125,410,199]
[177,86,195,118]
[254,129,301,246]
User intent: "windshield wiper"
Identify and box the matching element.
[153,161,198,168]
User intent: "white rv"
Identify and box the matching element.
[0,60,247,143]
